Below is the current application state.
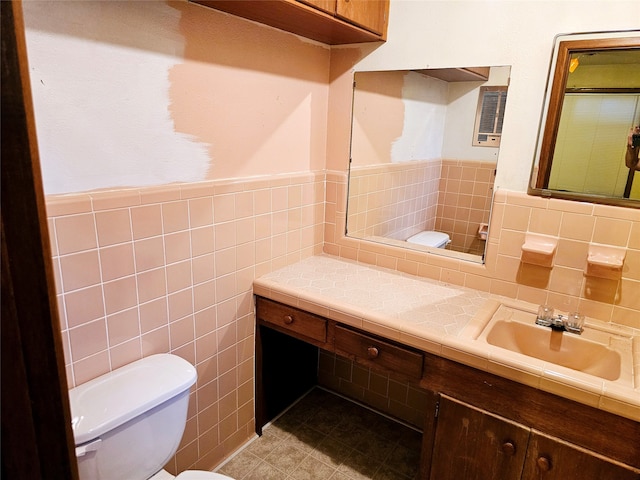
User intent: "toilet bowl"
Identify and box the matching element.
[69,354,234,480]
[406,230,450,248]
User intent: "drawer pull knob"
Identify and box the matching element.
[283,315,294,325]
[536,456,551,473]
[501,442,515,456]
[367,346,379,359]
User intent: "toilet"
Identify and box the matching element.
[406,230,451,248]
[69,354,234,480]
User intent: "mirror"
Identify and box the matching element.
[346,66,511,263]
[530,31,640,207]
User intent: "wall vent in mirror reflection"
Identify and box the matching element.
[346,66,511,263]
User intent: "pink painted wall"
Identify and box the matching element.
[24,1,330,194]
[350,70,405,166]
[168,2,330,180]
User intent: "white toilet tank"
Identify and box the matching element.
[69,354,197,480]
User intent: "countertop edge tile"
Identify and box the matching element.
[399,330,443,356]
[486,360,542,390]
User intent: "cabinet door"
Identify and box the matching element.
[428,395,530,480]
[522,431,640,480]
[336,0,388,35]
[297,0,336,15]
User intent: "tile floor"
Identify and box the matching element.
[216,388,422,480]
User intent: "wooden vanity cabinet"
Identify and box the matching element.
[334,325,423,380]
[255,323,319,431]
[190,0,389,45]
[419,352,640,478]
[255,296,424,430]
[428,395,530,480]
[521,431,640,480]
[254,296,640,478]
[257,296,327,343]
[425,395,640,480]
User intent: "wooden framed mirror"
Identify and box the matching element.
[529,31,640,207]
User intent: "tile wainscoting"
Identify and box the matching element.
[45,172,325,473]
[45,167,640,473]
[326,170,640,329]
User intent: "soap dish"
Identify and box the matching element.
[585,244,626,280]
[521,233,557,268]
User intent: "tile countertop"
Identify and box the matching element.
[253,254,640,422]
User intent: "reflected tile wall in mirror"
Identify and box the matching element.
[346,67,510,262]
[436,159,495,255]
[347,159,440,240]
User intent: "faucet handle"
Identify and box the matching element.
[536,304,555,327]
[563,312,585,334]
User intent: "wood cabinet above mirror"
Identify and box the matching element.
[191,0,389,45]
[413,67,490,82]
[530,31,640,208]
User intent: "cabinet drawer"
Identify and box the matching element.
[256,297,327,343]
[334,326,423,379]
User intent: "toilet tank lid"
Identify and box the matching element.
[69,354,196,445]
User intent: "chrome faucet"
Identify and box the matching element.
[535,306,584,334]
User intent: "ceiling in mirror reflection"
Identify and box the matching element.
[530,32,640,207]
[346,66,511,263]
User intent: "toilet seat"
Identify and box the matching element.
[175,471,233,480]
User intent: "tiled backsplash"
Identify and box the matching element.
[45,172,325,473]
[325,171,640,329]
